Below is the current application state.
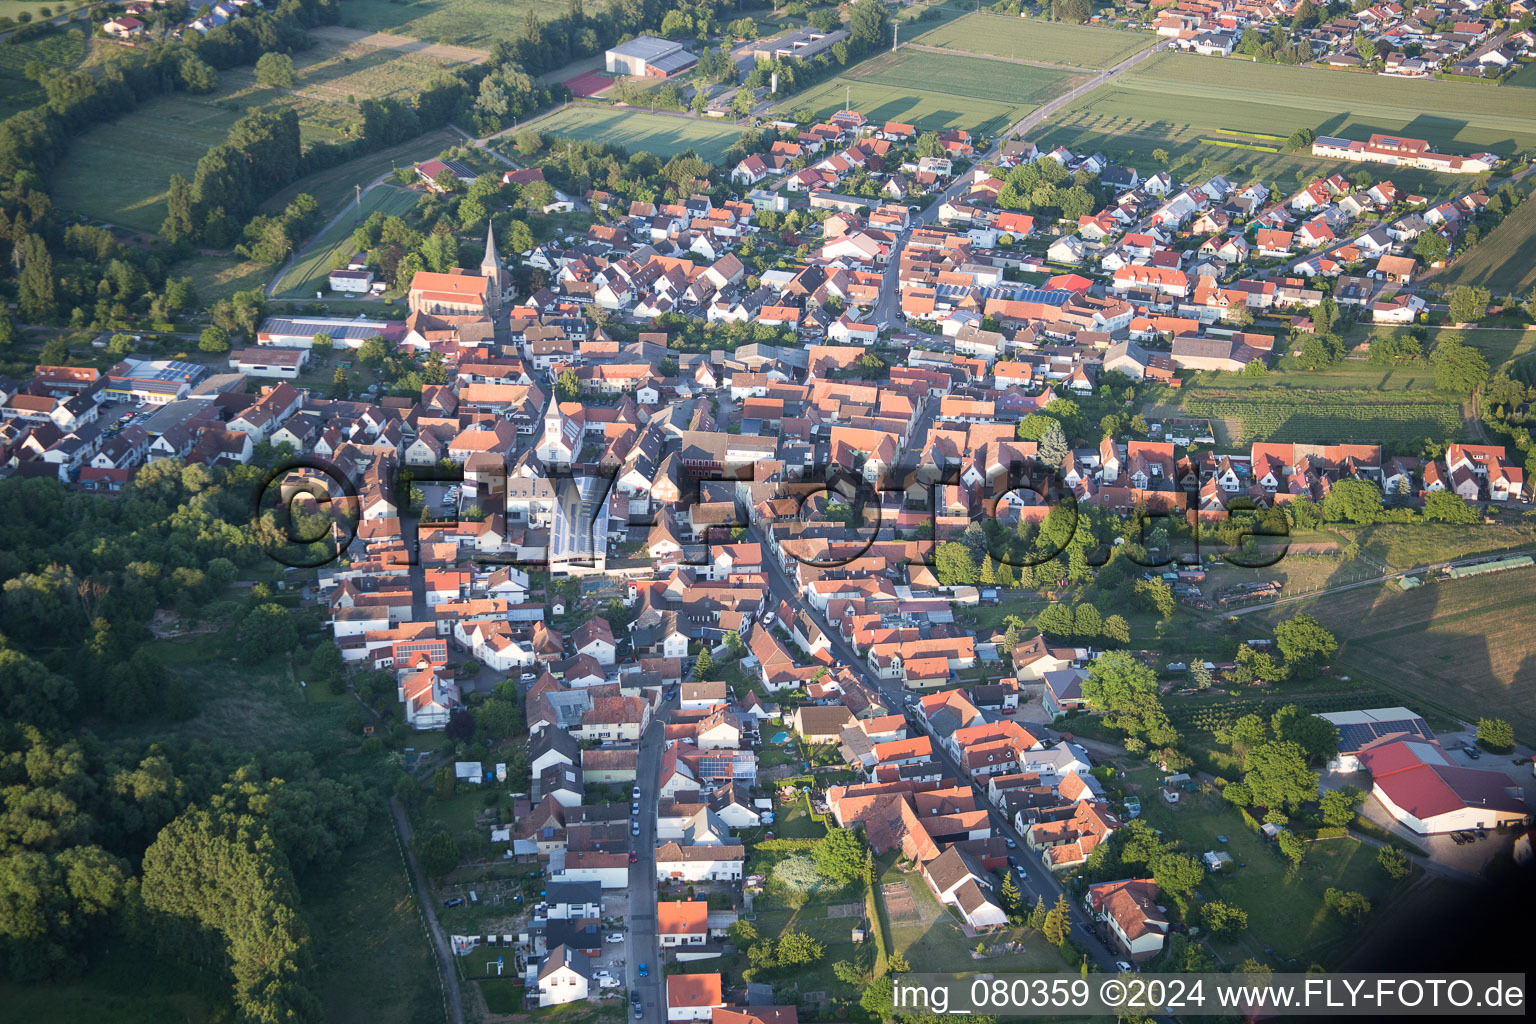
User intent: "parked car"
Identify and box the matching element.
[443,897,465,908]
[1463,745,1481,759]
[1451,832,1469,845]
[1476,827,1488,839]
[1004,837,1016,849]
[632,786,642,800]
[631,801,640,816]
[638,963,648,977]
[628,851,639,864]
[1115,961,1135,973]
[606,933,624,943]
[762,612,775,626]
[631,820,640,836]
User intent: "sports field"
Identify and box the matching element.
[910,12,1152,69]
[515,105,746,164]
[781,48,1083,136]
[51,35,477,233]
[1049,51,1536,154]
[343,0,599,47]
[1437,192,1536,296]
[275,185,418,298]
[1254,567,1536,740]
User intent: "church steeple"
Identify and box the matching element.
[481,221,512,313]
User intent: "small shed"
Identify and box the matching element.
[1160,787,1181,805]
[1260,822,1282,841]
[455,760,484,783]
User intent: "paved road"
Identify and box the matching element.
[389,796,466,1024]
[747,525,1122,969]
[629,693,671,1021]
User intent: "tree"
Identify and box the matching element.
[1038,418,1069,466]
[848,0,890,51]
[1319,789,1358,828]
[1414,231,1450,266]
[1321,478,1382,523]
[1134,578,1175,620]
[933,542,979,586]
[310,333,334,357]
[1376,845,1411,880]
[1355,32,1377,62]
[162,173,195,242]
[999,872,1022,922]
[1083,650,1157,712]
[832,960,863,986]
[694,648,714,679]
[1152,851,1205,896]
[1323,887,1371,922]
[1276,829,1306,867]
[1042,893,1070,945]
[812,827,865,886]
[255,51,296,89]
[1447,285,1491,325]
[1285,126,1317,152]
[1101,614,1131,644]
[1422,490,1479,524]
[1243,741,1319,812]
[358,335,392,366]
[15,234,55,321]
[728,920,758,948]
[1203,901,1249,937]
[1270,705,1339,764]
[556,368,581,401]
[1274,614,1337,675]
[776,929,824,966]
[1477,717,1514,752]
[886,950,910,973]
[238,603,296,663]
[1431,335,1490,395]
[1027,894,1047,932]
[198,325,230,353]
[1230,714,1267,756]
[417,829,460,882]
[432,764,456,802]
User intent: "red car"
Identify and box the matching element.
[628,851,639,864]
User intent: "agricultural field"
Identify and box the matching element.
[0,1,72,23]
[1250,566,1536,739]
[1436,189,1536,296]
[514,104,747,164]
[340,0,600,47]
[910,12,1153,69]
[0,21,85,117]
[50,33,479,233]
[1035,50,1536,201]
[781,48,1083,136]
[1150,383,1467,447]
[275,184,418,297]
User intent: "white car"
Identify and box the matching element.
[762,612,776,626]
[605,933,624,943]
[1115,961,1136,973]
[632,785,642,800]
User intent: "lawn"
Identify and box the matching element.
[0,21,84,117]
[0,944,227,1024]
[911,12,1153,69]
[303,814,444,1024]
[780,48,1084,137]
[168,252,271,304]
[514,105,748,165]
[341,0,601,47]
[50,35,476,232]
[1437,189,1536,296]
[1134,787,1418,967]
[1249,565,1536,740]
[275,184,419,297]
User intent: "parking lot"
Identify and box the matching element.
[417,481,461,516]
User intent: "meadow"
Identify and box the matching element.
[910,11,1152,69]
[782,47,1083,136]
[275,184,418,297]
[50,35,478,233]
[1436,190,1536,296]
[1251,566,1536,740]
[513,104,747,164]
[341,0,601,46]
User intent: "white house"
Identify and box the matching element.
[654,843,744,882]
[537,945,590,1007]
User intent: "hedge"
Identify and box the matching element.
[864,877,890,976]
[1237,806,1262,834]
[752,838,821,853]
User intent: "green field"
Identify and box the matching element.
[1177,388,1467,446]
[51,35,477,232]
[1251,567,1536,740]
[1437,191,1536,296]
[911,12,1152,69]
[342,0,600,46]
[515,104,747,164]
[1098,52,1536,152]
[276,185,418,297]
[781,47,1082,136]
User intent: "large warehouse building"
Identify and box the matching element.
[605,36,698,77]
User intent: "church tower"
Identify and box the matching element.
[481,222,515,313]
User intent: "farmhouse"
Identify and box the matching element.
[607,36,698,77]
